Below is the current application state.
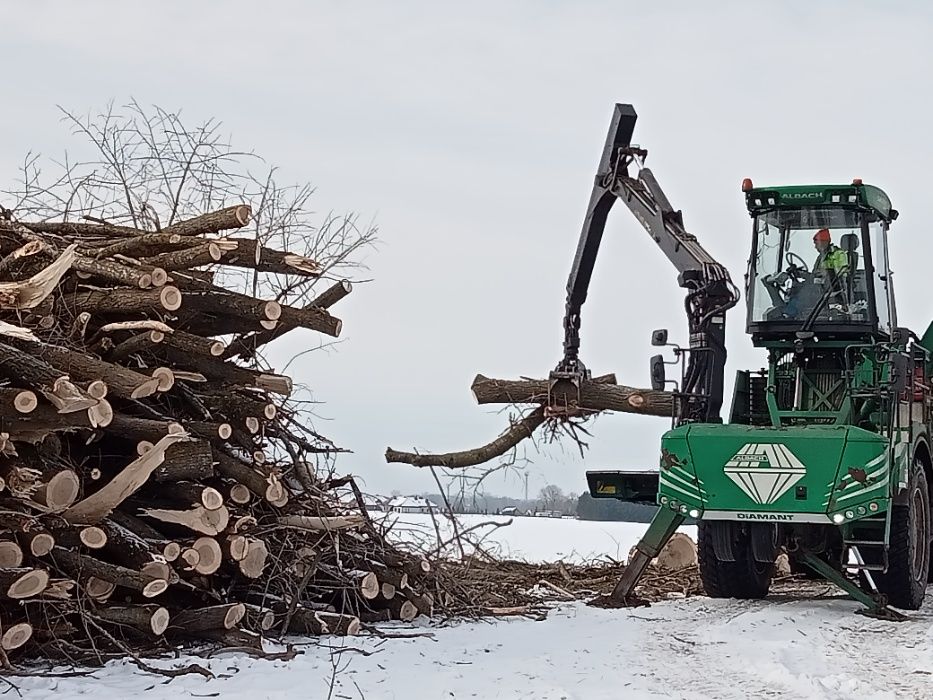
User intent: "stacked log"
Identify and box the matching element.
[0,206,433,665]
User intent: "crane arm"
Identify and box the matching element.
[553,104,739,423]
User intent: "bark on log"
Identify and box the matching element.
[98,519,162,571]
[151,439,215,483]
[385,407,546,468]
[162,205,251,237]
[162,329,226,357]
[169,603,245,633]
[93,232,185,259]
[285,609,360,636]
[0,342,97,412]
[232,280,353,359]
[66,286,182,315]
[72,255,154,289]
[470,374,676,417]
[6,338,162,400]
[213,450,278,502]
[154,482,224,510]
[387,598,418,622]
[94,604,170,636]
[221,238,321,276]
[50,548,167,598]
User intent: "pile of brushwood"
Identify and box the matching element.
[0,205,444,668]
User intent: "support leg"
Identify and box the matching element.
[609,508,685,605]
[795,551,906,621]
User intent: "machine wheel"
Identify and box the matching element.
[876,462,930,610]
[698,520,773,599]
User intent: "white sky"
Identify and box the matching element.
[3,1,932,498]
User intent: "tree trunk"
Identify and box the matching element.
[162,205,251,237]
[50,548,167,598]
[151,439,215,483]
[285,609,360,636]
[169,603,245,634]
[470,374,676,417]
[385,407,546,468]
[0,341,97,412]
[67,286,182,315]
[224,280,351,359]
[94,604,170,635]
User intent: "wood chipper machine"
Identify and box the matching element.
[557,104,933,618]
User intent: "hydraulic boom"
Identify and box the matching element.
[551,104,739,424]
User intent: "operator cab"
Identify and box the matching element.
[744,181,897,343]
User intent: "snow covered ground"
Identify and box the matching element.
[13,515,933,700]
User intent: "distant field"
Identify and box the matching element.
[379,511,697,564]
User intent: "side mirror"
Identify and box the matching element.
[891,353,911,393]
[651,329,669,347]
[650,354,666,391]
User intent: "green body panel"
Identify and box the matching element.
[745,182,894,221]
[658,424,895,523]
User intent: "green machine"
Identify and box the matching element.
[555,104,933,616]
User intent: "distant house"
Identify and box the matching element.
[387,495,434,514]
[361,495,386,512]
[500,506,518,516]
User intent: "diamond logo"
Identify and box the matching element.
[724,443,806,505]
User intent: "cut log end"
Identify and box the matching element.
[152,367,175,392]
[29,533,55,557]
[79,526,108,549]
[0,542,24,568]
[141,578,169,598]
[87,380,108,400]
[229,484,251,505]
[141,561,172,581]
[85,577,116,601]
[1,622,33,651]
[150,267,169,287]
[162,542,181,562]
[5,569,49,599]
[36,470,80,511]
[88,399,114,428]
[13,390,38,414]
[193,537,222,575]
[151,607,170,635]
[159,286,182,312]
[201,486,224,511]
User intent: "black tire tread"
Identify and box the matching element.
[698,520,773,599]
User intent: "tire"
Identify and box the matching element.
[698,520,773,599]
[875,461,930,610]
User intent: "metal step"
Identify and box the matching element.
[844,540,887,547]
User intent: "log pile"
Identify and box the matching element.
[0,206,434,666]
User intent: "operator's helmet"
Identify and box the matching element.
[814,228,831,244]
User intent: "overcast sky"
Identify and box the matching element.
[3,2,932,499]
